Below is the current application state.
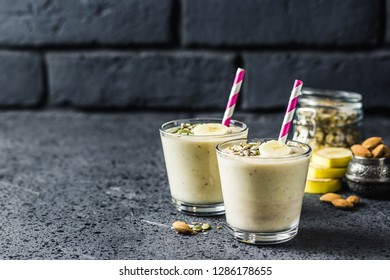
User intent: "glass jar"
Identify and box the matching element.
[293,88,363,150]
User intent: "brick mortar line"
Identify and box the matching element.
[0,45,390,54]
[40,52,50,109]
[171,0,182,47]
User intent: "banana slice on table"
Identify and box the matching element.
[312,148,352,168]
[193,123,229,136]
[305,177,342,194]
[258,140,292,157]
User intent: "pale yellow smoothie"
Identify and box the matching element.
[217,139,311,243]
[160,118,248,215]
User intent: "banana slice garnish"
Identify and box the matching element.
[193,123,230,136]
[258,140,292,157]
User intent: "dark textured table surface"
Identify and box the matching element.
[0,111,389,260]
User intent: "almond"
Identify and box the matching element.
[372,144,386,158]
[320,193,342,203]
[350,144,371,158]
[384,145,390,158]
[172,221,193,234]
[362,137,382,150]
[331,198,354,209]
[346,195,360,205]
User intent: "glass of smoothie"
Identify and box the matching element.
[216,138,311,244]
[160,118,248,216]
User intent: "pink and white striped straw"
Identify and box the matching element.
[222,68,245,127]
[278,79,303,143]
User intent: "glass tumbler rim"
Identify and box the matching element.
[216,138,312,161]
[160,118,248,138]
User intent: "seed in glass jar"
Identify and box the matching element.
[325,129,345,147]
[315,128,325,143]
[346,130,360,146]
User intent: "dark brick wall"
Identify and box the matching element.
[0,0,389,110]
[0,51,43,106]
[243,52,390,110]
[0,0,173,45]
[47,52,236,109]
[183,0,382,46]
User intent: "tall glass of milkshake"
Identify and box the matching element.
[217,138,311,244]
[160,118,248,216]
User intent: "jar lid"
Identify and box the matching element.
[300,88,362,109]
